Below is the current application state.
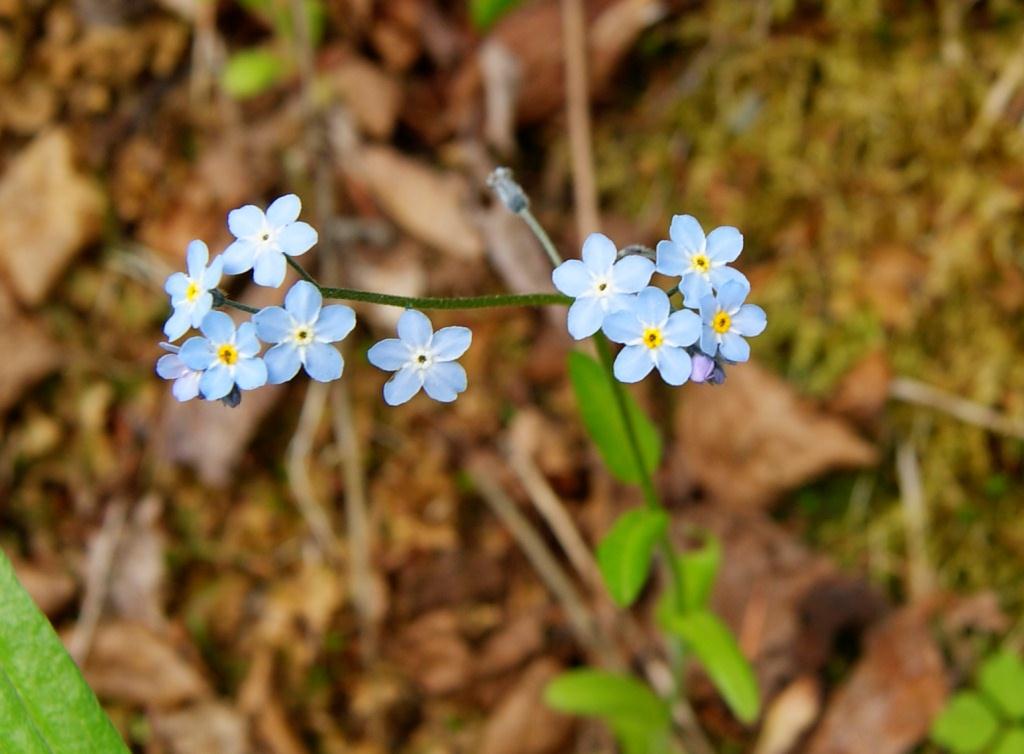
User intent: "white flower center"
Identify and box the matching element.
[412,350,434,370]
[292,325,315,345]
[592,277,612,298]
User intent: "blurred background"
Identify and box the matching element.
[1,0,1023,751]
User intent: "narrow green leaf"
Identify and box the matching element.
[568,351,661,485]
[597,508,668,607]
[993,728,1024,754]
[666,610,760,724]
[0,549,130,753]
[545,669,670,731]
[469,0,524,29]
[930,692,1000,754]
[221,48,288,99]
[979,651,1024,720]
[676,535,721,613]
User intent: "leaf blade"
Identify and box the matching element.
[597,508,668,607]
[545,669,670,730]
[979,651,1024,720]
[930,692,1000,754]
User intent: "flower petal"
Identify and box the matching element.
[179,336,216,370]
[655,239,685,277]
[383,366,424,406]
[228,204,265,239]
[397,309,433,348]
[315,305,356,342]
[235,322,262,357]
[202,255,224,290]
[253,250,287,287]
[731,304,767,337]
[611,255,654,292]
[707,265,749,294]
[277,222,318,256]
[668,214,706,253]
[663,309,701,347]
[613,344,655,383]
[284,280,322,323]
[552,259,592,297]
[719,332,750,362]
[655,346,692,386]
[423,362,467,402]
[601,310,643,344]
[716,279,750,314]
[164,272,189,298]
[699,325,718,357]
[199,364,234,400]
[265,343,302,384]
[234,357,268,390]
[680,272,712,308]
[689,353,716,383]
[266,194,301,226]
[632,286,670,327]
[581,232,617,273]
[566,296,605,339]
[431,326,471,361]
[156,353,189,380]
[367,338,411,371]
[163,309,191,341]
[698,294,718,324]
[706,226,743,263]
[186,240,209,279]
[200,310,235,343]
[253,306,294,344]
[221,240,256,274]
[171,372,201,402]
[304,342,343,382]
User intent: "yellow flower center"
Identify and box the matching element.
[185,281,200,302]
[712,311,732,334]
[642,327,664,350]
[217,343,239,366]
[293,327,313,345]
[691,254,710,273]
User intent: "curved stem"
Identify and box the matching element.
[318,287,569,310]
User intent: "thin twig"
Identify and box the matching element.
[895,440,936,600]
[561,0,600,236]
[890,377,1024,439]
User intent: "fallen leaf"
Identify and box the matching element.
[109,495,166,631]
[479,658,574,754]
[828,350,892,429]
[327,55,403,139]
[0,284,59,413]
[11,558,76,617]
[150,702,252,754]
[348,241,427,330]
[389,610,473,695]
[753,675,821,754]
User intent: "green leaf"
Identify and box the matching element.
[666,610,760,724]
[597,508,668,607]
[675,535,721,613]
[568,351,661,486]
[0,548,130,753]
[930,692,1001,754]
[993,729,1024,754]
[979,651,1024,720]
[545,669,670,731]
[221,48,288,99]
[469,0,524,29]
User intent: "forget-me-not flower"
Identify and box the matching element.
[655,215,748,307]
[254,280,356,384]
[163,240,224,341]
[155,343,201,402]
[179,311,267,400]
[221,194,318,288]
[367,310,472,406]
[552,233,655,340]
[698,280,767,363]
[602,287,701,385]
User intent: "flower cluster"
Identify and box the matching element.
[157,195,469,407]
[552,216,766,385]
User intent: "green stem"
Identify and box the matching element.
[520,208,564,266]
[318,287,570,309]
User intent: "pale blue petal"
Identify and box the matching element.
[606,293,636,314]
[716,279,750,314]
[680,272,712,308]
[284,280,322,323]
[655,347,692,386]
[304,342,343,382]
[228,204,265,238]
[613,345,654,383]
[200,311,235,342]
[431,327,471,361]
[367,338,411,371]
[253,251,287,287]
[180,336,216,370]
[191,293,213,324]
[699,325,718,357]
[164,272,189,297]
[200,364,234,400]
[581,233,617,273]
[423,362,467,402]
[235,322,261,358]
[566,297,604,339]
[720,332,750,362]
[234,358,268,390]
[156,353,189,380]
[663,309,701,347]
[668,215,706,253]
[601,310,643,344]
[731,304,767,337]
[186,240,209,279]
[277,222,318,256]
[708,265,749,294]
[266,194,301,226]
[655,239,685,277]
[202,255,224,289]
[163,309,191,341]
[632,287,670,326]
[254,306,294,344]
[397,309,433,348]
[383,366,423,406]
[171,372,201,402]
[265,343,302,384]
[552,259,591,297]
[612,256,655,292]
[221,240,256,274]
[316,305,356,342]
[706,226,743,263]
[690,353,715,383]
[698,295,718,323]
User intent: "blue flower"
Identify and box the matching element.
[163,240,223,341]
[655,215,748,307]
[367,310,472,406]
[253,281,356,384]
[698,280,767,363]
[221,194,318,288]
[552,232,655,339]
[179,311,268,400]
[602,287,702,385]
[155,343,201,402]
